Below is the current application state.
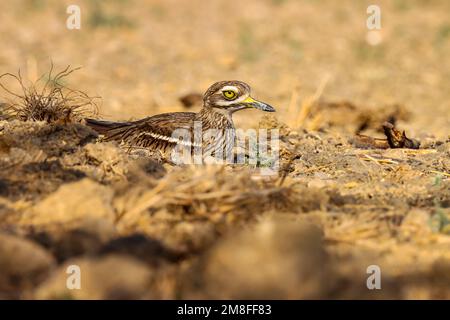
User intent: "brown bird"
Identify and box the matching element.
[85,80,275,162]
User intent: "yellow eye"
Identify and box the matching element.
[223,90,237,100]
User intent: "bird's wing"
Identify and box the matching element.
[90,112,197,151]
[85,118,131,135]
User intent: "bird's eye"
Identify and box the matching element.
[223,90,237,100]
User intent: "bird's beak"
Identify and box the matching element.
[243,96,276,112]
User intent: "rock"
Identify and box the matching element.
[21,178,115,228]
[34,254,153,299]
[437,142,450,153]
[65,142,129,182]
[182,218,332,299]
[399,209,433,240]
[0,233,55,298]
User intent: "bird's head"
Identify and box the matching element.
[203,80,275,113]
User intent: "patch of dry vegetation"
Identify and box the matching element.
[0,106,448,299]
[0,65,99,124]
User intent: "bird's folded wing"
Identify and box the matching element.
[117,112,197,150]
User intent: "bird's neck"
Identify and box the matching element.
[196,107,235,130]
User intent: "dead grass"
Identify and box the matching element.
[0,65,99,124]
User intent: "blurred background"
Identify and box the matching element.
[0,0,449,136]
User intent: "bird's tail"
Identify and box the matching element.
[84,118,133,141]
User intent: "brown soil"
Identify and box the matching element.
[0,0,449,299]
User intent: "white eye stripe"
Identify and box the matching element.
[215,93,249,106]
[221,86,239,93]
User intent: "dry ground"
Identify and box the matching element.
[0,0,449,299]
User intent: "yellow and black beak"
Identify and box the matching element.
[243,96,276,112]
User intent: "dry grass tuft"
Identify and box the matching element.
[115,166,303,229]
[287,75,330,130]
[0,65,99,124]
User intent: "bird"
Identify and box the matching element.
[85,80,275,163]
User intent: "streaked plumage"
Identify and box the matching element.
[85,80,275,161]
